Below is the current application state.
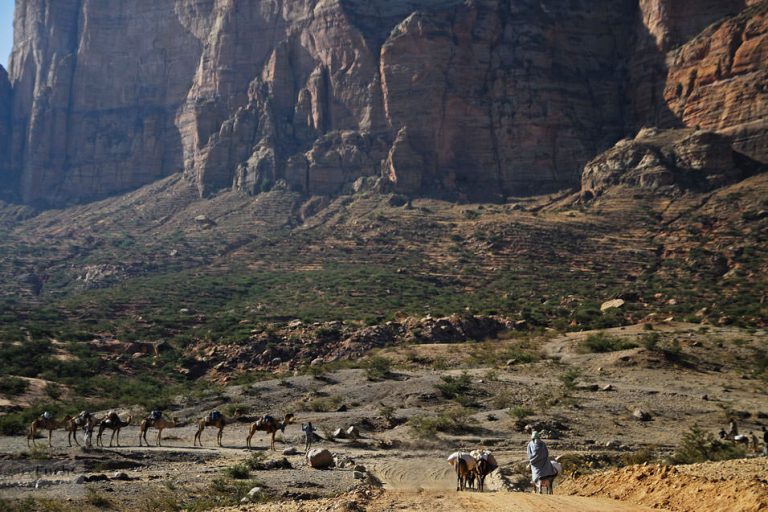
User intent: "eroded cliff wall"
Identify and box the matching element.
[3,0,766,206]
[629,0,768,163]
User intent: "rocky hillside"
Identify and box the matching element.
[0,0,765,207]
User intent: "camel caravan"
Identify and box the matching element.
[25,408,296,451]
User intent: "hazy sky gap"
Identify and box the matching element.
[1,2,13,69]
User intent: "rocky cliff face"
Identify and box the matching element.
[628,0,768,163]
[0,66,11,189]
[2,0,766,207]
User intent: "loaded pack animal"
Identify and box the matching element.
[246,413,295,450]
[139,413,179,447]
[447,452,476,492]
[65,411,97,447]
[194,409,242,447]
[96,411,132,447]
[470,449,498,492]
[27,412,71,447]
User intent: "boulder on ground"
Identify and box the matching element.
[600,299,625,312]
[633,408,653,421]
[306,448,334,469]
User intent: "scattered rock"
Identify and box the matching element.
[353,471,366,479]
[632,408,653,421]
[74,475,86,484]
[334,455,356,468]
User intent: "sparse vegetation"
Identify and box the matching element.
[224,463,251,479]
[0,376,29,396]
[507,405,534,421]
[302,395,344,413]
[621,445,658,466]
[559,369,581,394]
[364,356,393,380]
[435,372,473,400]
[86,489,116,509]
[409,405,474,438]
[669,425,745,464]
[580,333,638,353]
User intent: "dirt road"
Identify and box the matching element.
[357,490,662,512]
[356,458,661,512]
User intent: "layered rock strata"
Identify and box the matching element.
[1,0,766,207]
[629,1,768,163]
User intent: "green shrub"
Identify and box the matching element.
[364,356,393,380]
[559,369,581,394]
[642,333,661,351]
[435,372,472,399]
[224,464,250,479]
[508,405,534,421]
[580,333,637,353]
[379,404,396,424]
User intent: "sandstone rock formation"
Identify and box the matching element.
[0,1,765,207]
[629,1,768,163]
[581,128,756,196]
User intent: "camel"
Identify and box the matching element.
[246,413,295,450]
[65,412,98,447]
[27,414,71,447]
[194,410,242,447]
[96,411,132,447]
[139,415,179,446]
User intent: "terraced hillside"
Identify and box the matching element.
[0,172,765,412]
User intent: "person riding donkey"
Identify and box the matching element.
[527,431,558,494]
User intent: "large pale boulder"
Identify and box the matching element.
[306,448,334,469]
